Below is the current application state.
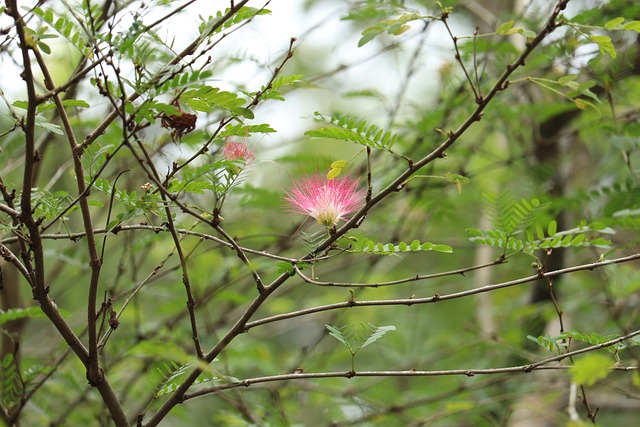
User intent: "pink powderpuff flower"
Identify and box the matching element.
[223,140,255,163]
[284,174,365,227]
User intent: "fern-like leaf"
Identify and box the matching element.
[483,190,549,235]
[305,112,399,153]
[467,221,613,253]
[199,6,271,36]
[326,322,396,356]
[347,237,453,255]
[32,8,92,57]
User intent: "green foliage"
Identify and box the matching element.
[32,8,92,56]
[495,20,536,38]
[151,361,221,398]
[154,70,214,96]
[4,0,640,424]
[31,188,77,223]
[220,123,277,138]
[347,236,453,255]
[125,99,180,125]
[467,222,613,254]
[326,323,396,371]
[82,142,116,178]
[295,230,327,255]
[253,74,303,102]
[0,354,21,408]
[13,99,90,113]
[91,178,165,227]
[357,12,426,47]
[483,190,547,235]
[590,35,617,58]
[275,261,311,276]
[466,191,613,255]
[167,160,243,200]
[305,112,399,153]
[524,75,600,114]
[527,330,640,358]
[10,101,68,134]
[181,86,253,118]
[569,354,613,386]
[199,6,271,36]
[0,307,46,324]
[327,159,347,180]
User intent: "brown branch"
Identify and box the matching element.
[0,225,327,263]
[293,257,506,287]
[247,253,640,329]
[183,328,640,399]
[31,41,106,387]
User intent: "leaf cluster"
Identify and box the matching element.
[305,112,399,153]
[326,323,396,358]
[528,330,640,356]
[181,86,253,119]
[32,7,92,56]
[347,236,453,255]
[466,191,613,255]
[198,6,271,36]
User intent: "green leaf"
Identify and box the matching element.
[182,86,247,116]
[569,353,613,386]
[220,123,276,137]
[199,6,271,36]
[357,13,424,47]
[331,159,347,169]
[348,236,452,255]
[604,17,625,30]
[590,35,616,58]
[38,99,90,113]
[622,21,640,32]
[326,324,352,352]
[496,20,515,35]
[360,325,396,349]
[34,116,63,135]
[327,168,341,180]
[12,100,28,110]
[275,262,295,276]
[326,323,395,355]
[306,112,400,153]
[574,99,601,117]
[0,307,46,324]
[558,75,578,85]
[38,42,51,54]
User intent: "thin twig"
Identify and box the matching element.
[183,328,640,399]
[247,252,640,329]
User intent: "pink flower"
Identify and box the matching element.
[223,140,254,163]
[284,175,365,227]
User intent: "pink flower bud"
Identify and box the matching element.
[223,140,255,163]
